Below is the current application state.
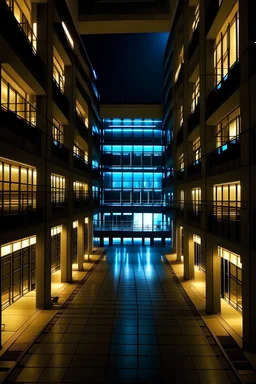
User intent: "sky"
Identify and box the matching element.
[83,33,169,104]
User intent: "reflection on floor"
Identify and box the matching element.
[3,246,240,383]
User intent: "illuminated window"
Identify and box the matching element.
[174,46,184,83]
[1,71,36,126]
[193,137,201,163]
[5,0,37,52]
[180,106,184,127]
[73,181,88,200]
[53,46,65,92]
[51,225,62,272]
[192,187,201,214]
[214,5,239,86]
[180,190,184,209]
[192,3,200,32]
[76,100,89,128]
[0,158,37,215]
[179,153,184,171]
[51,174,65,204]
[62,21,74,49]
[73,140,88,163]
[213,182,241,221]
[216,108,240,148]
[52,118,64,145]
[191,77,200,113]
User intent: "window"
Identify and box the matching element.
[52,118,64,145]
[192,3,200,32]
[180,190,184,209]
[179,153,184,171]
[216,108,240,148]
[1,71,36,126]
[180,106,184,127]
[191,78,200,113]
[73,181,88,201]
[53,47,65,92]
[192,187,201,214]
[213,182,241,221]
[174,46,184,83]
[51,174,65,205]
[76,100,89,128]
[62,21,74,49]
[193,137,201,163]
[214,6,239,86]
[0,158,37,215]
[51,225,62,272]
[73,140,88,163]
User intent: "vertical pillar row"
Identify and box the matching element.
[61,220,73,283]
[183,229,194,281]
[77,218,85,271]
[205,244,221,314]
[88,214,93,256]
[36,225,52,309]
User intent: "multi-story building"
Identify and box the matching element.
[93,105,172,246]
[0,0,101,340]
[164,0,256,349]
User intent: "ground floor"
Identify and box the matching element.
[1,246,253,383]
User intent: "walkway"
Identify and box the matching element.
[3,247,240,383]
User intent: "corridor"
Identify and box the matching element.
[5,247,239,383]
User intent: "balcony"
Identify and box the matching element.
[176,125,183,146]
[0,191,42,231]
[51,201,68,215]
[207,209,240,242]
[206,138,240,175]
[174,63,184,92]
[51,141,69,164]
[93,222,171,233]
[0,0,45,87]
[73,154,90,174]
[52,80,69,118]
[187,161,201,180]
[175,170,184,182]
[73,192,90,210]
[187,206,201,224]
[102,198,167,207]
[188,25,199,60]
[75,112,89,142]
[207,61,240,119]
[188,104,200,135]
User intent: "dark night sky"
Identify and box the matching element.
[83,33,169,104]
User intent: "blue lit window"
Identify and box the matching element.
[222,144,228,151]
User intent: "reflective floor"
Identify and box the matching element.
[7,246,239,383]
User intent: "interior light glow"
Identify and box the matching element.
[61,22,74,49]
[108,126,157,128]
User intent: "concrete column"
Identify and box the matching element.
[77,218,84,271]
[61,220,72,283]
[183,229,194,281]
[176,224,181,262]
[88,215,93,257]
[36,225,52,309]
[206,243,221,314]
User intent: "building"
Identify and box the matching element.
[164,0,256,349]
[0,0,101,343]
[93,105,172,246]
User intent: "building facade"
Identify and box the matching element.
[0,0,101,341]
[164,0,256,348]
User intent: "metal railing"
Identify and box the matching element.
[101,199,171,207]
[93,222,171,232]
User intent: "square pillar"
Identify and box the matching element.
[176,224,181,262]
[77,218,85,271]
[61,220,73,283]
[36,226,52,309]
[88,214,93,256]
[184,229,194,280]
[206,243,221,314]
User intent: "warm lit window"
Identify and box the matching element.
[213,182,241,221]
[179,153,184,171]
[1,71,36,126]
[73,181,88,200]
[191,78,200,113]
[1,235,36,257]
[192,3,200,32]
[62,21,74,49]
[51,174,65,204]
[76,100,89,128]
[73,140,88,163]
[53,47,65,92]
[214,5,239,86]
[52,118,64,145]
[192,187,201,214]
[180,106,184,127]
[193,137,201,163]
[0,158,37,214]
[216,108,240,148]
[174,46,184,83]
[180,190,184,209]
[5,0,37,52]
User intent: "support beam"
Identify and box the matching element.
[77,218,85,271]
[61,220,73,283]
[36,226,52,309]
[88,214,93,257]
[183,230,194,281]
[206,244,221,314]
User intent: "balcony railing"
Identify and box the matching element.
[188,103,200,135]
[101,199,170,207]
[75,112,89,141]
[187,161,201,180]
[175,170,184,182]
[52,79,69,118]
[73,192,90,209]
[206,138,240,175]
[52,141,69,164]
[207,61,240,119]
[73,154,90,173]
[207,205,241,241]
[93,223,172,232]
[188,25,199,60]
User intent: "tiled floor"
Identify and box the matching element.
[4,246,240,383]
